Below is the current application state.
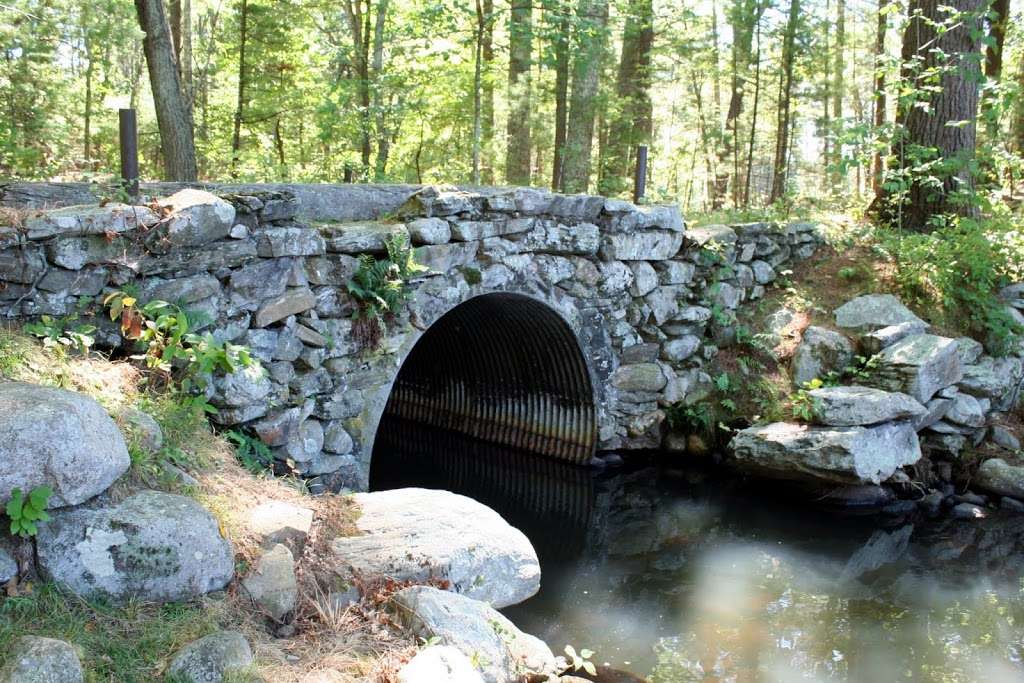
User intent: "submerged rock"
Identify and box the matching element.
[728,421,921,485]
[36,490,234,603]
[332,488,540,608]
[808,385,926,426]
[0,382,130,507]
[390,586,556,683]
[0,636,83,683]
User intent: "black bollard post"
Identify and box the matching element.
[118,108,139,199]
[633,145,648,204]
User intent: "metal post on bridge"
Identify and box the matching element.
[118,108,139,199]
[633,145,648,204]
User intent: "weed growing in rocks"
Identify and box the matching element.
[346,233,426,349]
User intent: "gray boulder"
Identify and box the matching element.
[835,294,927,331]
[0,544,15,585]
[991,426,1021,451]
[391,586,556,683]
[119,408,163,454]
[598,230,682,260]
[958,356,1023,411]
[729,421,921,485]
[974,458,1024,499]
[150,189,235,251]
[248,500,313,551]
[860,321,929,355]
[0,636,83,683]
[36,490,234,603]
[407,217,452,245]
[332,488,540,608]
[944,392,987,429]
[0,382,130,507]
[865,334,963,404]
[397,646,484,683]
[791,327,854,386]
[167,631,254,683]
[242,543,297,622]
[808,386,926,426]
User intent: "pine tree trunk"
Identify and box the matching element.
[561,0,609,194]
[230,0,248,178]
[744,19,761,207]
[372,0,389,179]
[832,0,845,188]
[551,1,570,190]
[481,0,495,184]
[872,0,887,197]
[135,0,198,181]
[770,0,800,202]
[505,0,532,185]
[598,0,653,196]
[886,0,985,230]
[472,0,484,184]
[986,0,1009,80]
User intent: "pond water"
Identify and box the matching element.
[371,417,1024,682]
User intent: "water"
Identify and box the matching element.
[371,417,1024,682]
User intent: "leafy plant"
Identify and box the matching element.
[23,315,95,353]
[5,485,52,537]
[556,645,597,678]
[346,232,427,349]
[791,378,824,422]
[226,430,275,474]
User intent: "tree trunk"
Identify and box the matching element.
[986,0,1009,80]
[506,0,532,185]
[230,0,248,178]
[135,0,198,181]
[560,0,609,194]
[872,0,887,197]
[770,0,800,202]
[372,0,389,179]
[598,0,653,196]
[744,18,761,207]
[343,0,373,174]
[471,0,484,184]
[551,0,571,190]
[886,0,985,230]
[723,0,764,206]
[832,0,845,188]
[481,0,495,184]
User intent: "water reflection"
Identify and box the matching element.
[371,416,1024,682]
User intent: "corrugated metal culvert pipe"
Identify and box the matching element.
[383,293,598,464]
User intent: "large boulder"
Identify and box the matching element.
[0,382,130,507]
[332,488,540,608]
[149,189,235,252]
[864,334,963,404]
[973,458,1024,499]
[808,386,926,426]
[791,326,854,386]
[957,356,1024,411]
[36,490,234,603]
[835,294,927,331]
[390,586,556,683]
[397,646,484,683]
[729,421,921,485]
[0,636,83,683]
[167,631,254,683]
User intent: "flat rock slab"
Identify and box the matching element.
[835,294,927,331]
[0,382,130,507]
[36,490,234,603]
[0,636,83,683]
[332,488,540,608]
[865,334,963,404]
[808,386,926,426]
[321,221,408,254]
[390,586,556,683]
[397,645,484,683]
[729,421,921,485]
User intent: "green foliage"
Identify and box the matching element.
[557,645,597,678]
[23,315,95,353]
[5,485,52,537]
[226,430,275,475]
[346,233,427,349]
[104,291,256,401]
[790,378,823,422]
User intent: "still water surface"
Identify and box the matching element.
[372,417,1024,682]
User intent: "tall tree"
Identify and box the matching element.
[506,0,533,185]
[551,0,571,189]
[770,0,800,202]
[134,0,198,181]
[598,0,654,196]
[872,0,888,197]
[480,0,495,183]
[884,0,986,230]
[831,0,845,187]
[560,0,609,193]
[724,0,767,205]
[986,0,1009,80]
[230,0,248,177]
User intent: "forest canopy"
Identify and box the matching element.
[1,0,1021,224]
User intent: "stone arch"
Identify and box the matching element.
[365,291,600,484]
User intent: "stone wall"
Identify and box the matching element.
[0,182,822,491]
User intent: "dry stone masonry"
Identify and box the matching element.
[0,182,823,491]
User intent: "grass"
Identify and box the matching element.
[0,326,413,682]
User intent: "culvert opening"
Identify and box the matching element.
[370,293,598,481]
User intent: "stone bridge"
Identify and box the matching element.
[0,182,822,490]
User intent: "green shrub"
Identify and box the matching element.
[346,233,427,348]
[5,485,52,537]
